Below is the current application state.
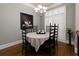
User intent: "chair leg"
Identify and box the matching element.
[25,46,27,56]
[22,44,25,55]
[22,43,27,56]
[49,52,51,56]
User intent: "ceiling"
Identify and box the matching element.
[25,3,64,10]
[31,3,54,7]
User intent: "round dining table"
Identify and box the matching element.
[26,32,49,52]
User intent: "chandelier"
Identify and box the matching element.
[34,5,47,14]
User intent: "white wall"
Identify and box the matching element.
[40,14,45,30]
[0,3,40,45]
[66,3,75,31]
[75,3,79,53]
[66,3,75,44]
[76,4,79,30]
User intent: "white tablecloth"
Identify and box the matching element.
[26,32,49,52]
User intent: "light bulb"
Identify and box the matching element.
[44,10,46,12]
[34,5,48,13]
[34,8,40,12]
[40,10,43,13]
[38,5,42,9]
[34,8,39,10]
[43,7,47,10]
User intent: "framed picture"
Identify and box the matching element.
[20,12,33,30]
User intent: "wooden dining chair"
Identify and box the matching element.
[39,23,57,56]
[46,24,58,45]
[49,24,59,54]
[54,24,58,45]
[32,26,37,32]
[25,26,37,32]
[22,30,27,55]
[21,29,35,55]
[49,23,56,51]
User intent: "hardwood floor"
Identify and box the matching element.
[0,42,76,56]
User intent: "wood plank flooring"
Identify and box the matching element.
[0,42,76,56]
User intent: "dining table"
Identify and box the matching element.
[26,32,49,52]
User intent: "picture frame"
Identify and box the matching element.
[20,12,33,30]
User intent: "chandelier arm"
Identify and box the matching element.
[34,4,47,14]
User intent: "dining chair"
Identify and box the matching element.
[22,30,27,55]
[32,26,37,32]
[25,26,37,32]
[39,24,57,56]
[46,24,58,45]
[54,24,59,45]
[49,24,59,55]
[21,29,35,55]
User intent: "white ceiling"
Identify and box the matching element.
[31,3,54,7]
[24,3,64,10]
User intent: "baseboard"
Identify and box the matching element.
[58,40,74,45]
[0,40,22,50]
